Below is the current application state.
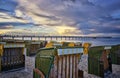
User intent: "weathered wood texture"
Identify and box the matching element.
[1,48,25,72]
[49,54,80,78]
[26,41,47,56]
[0,43,25,72]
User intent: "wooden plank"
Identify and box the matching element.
[76,54,79,78]
[0,55,1,71]
[53,56,58,78]
[6,49,8,66]
[66,55,70,78]
[73,55,76,78]
[58,56,62,78]
[49,68,54,78]
[62,56,66,78]
[70,55,73,78]
[75,54,78,78]
[49,56,58,78]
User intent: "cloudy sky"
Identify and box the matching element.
[0,0,120,36]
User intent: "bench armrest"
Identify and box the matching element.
[33,68,45,78]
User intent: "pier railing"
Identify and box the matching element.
[0,35,112,41]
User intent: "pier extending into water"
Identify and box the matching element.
[0,35,111,41]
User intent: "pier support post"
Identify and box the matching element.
[69,37,70,40]
[22,37,24,40]
[31,37,32,40]
[38,37,40,40]
[45,37,46,41]
[65,37,66,40]
[0,36,3,41]
[51,37,52,40]
[12,37,14,40]
[56,37,57,40]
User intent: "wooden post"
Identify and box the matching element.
[70,55,73,78]
[76,54,79,78]
[58,56,62,78]
[73,55,76,78]
[0,44,2,72]
[62,56,66,78]
[66,55,70,78]
[53,56,58,78]
[0,56,1,72]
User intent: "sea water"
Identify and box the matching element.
[39,37,120,46]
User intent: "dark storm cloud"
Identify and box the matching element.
[99,16,120,22]
[32,12,60,21]
[0,0,120,36]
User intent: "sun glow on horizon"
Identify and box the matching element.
[55,25,77,35]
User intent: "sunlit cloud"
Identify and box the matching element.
[0,25,14,29]
[0,29,23,34]
[54,25,79,35]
